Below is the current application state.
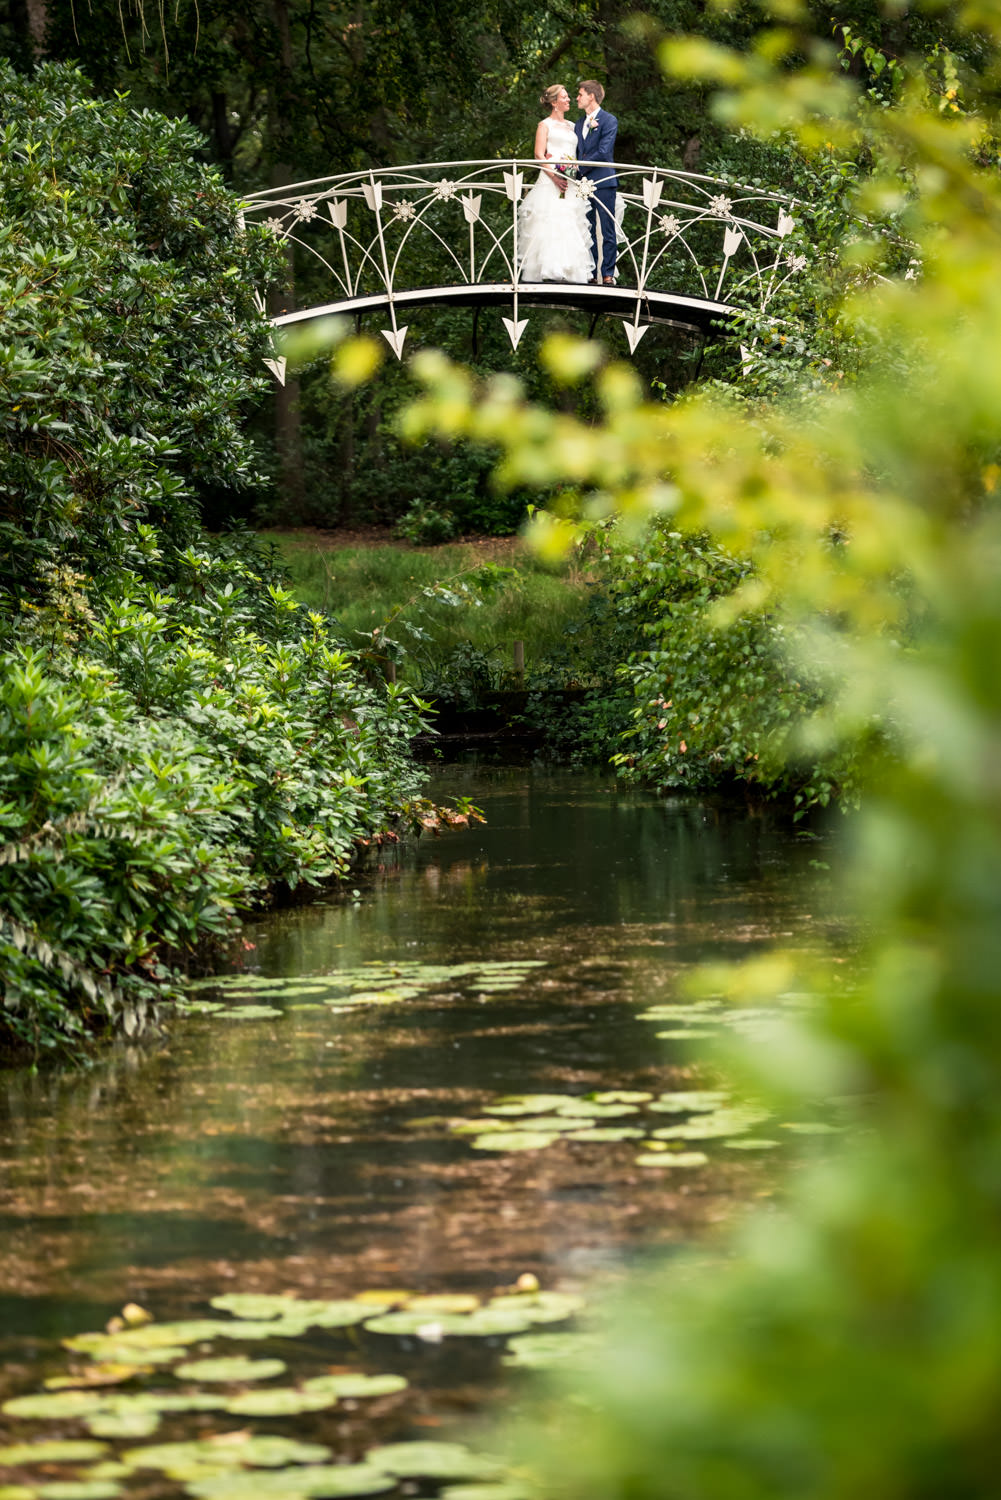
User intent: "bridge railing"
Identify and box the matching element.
[243,160,807,357]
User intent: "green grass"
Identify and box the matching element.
[261,530,601,691]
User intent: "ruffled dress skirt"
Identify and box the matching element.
[517,173,594,283]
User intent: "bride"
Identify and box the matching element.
[517,84,594,284]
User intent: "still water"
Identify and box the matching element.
[0,766,841,1491]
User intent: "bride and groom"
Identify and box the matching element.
[517,80,619,286]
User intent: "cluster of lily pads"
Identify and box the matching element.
[0,1434,527,1499]
[0,1286,583,1499]
[638,992,812,1043]
[416,1088,839,1167]
[179,959,547,1020]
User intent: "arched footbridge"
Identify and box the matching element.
[243,160,807,376]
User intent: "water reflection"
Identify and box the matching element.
[0,767,841,1407]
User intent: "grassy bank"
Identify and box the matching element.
[263,529,605,694]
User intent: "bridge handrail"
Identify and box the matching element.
[242,159,811,362]
[243,158,802,215]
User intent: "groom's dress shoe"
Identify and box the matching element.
[603,276,615,284]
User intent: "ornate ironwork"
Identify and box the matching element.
[243,160,806,371]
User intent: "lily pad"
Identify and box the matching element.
[35,1484,123,1500]
[65,1319,225,1352]
[649,1091,729,1113]
[35,1483,123,1499]
[592,1091,653,1104]
[215,1318,310,1340]
[440,1487,535,1500]
[58,1340,179,1367]
[85,1394,226,1429]
[0,1441,109,1465]
[217,1005,283,1019]
[209,1296,374,1331]
[449,1117,531,1134]
[488,1096,571,1116]
[655,1029,719,1040]
[564,1127,646,1142]
[3,1392,115,1421]
[209,1294,304,1320]
[723,1138,782,1150]
[185,1464,394,1497]
[301,1373,408,1398]
[122,1435,330,1476]
[85,1411,162,1439]
[402,1294,480,1314]
[44,1362,153,1392]
[652,1107,770,1141]
[634,1151,709,1168]
[486,1291,583,1323]
[223,1389,338,1416]
[471,1132,560,1153]
[367,1442,505,1482]
[363,1307,528,1339]
[316,1300,394,1327]
[173,1357,286,1383]
[503,1331,595,1369]
[552,1100,639,1119]
[339,989,408,1004]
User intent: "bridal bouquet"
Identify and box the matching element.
[553,155,579,181]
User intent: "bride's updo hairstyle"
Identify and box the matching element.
[539,84,565,110]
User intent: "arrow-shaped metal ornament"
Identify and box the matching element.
[621,322,649,353]
[503,170,524,202]
[502,316,529,349]
[381,326,409,359]
[642,177,664,210]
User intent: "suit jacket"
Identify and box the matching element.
[575,109,618,191]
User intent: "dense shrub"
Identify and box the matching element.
[0,60,281,606]
[0,67,431,1062]
[605,528,874,808]
[1,537,428,1061]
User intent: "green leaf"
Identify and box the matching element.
[172,1358,287,1383]
[366,1442,506,1481]
[0,1441,109,1465]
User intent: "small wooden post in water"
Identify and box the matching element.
[513,640,525,685]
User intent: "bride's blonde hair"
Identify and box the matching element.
[539,84,566,110]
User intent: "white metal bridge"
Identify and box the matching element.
[243,159,807,374]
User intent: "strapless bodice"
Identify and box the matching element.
[543,118,578,161]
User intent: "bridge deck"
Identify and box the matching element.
[272,282,735,337]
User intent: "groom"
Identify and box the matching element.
[575,81,618,284]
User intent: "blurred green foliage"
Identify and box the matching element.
[400,6,1001,1494]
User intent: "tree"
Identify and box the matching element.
[1,60,284,607]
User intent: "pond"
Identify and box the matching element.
[0,766,843,1499]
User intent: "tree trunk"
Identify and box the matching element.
[267,0,305,516]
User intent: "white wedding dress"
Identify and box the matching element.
[516,118,594,283]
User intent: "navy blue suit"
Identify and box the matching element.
[575,109,618,280]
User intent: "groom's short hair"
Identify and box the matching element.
[580,80,605,104]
